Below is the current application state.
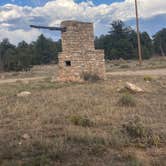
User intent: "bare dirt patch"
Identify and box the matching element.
[107,68,166,76]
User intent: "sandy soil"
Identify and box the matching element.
[0,68,165,85]
[107,68,166,76]
[0,76,46,84]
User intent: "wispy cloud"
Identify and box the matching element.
[0,0,166,44]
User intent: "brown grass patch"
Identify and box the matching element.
[0,73,165,165]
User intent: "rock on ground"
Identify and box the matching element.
[22,133,30,140]
[17,91,31,97]
[125,82,144,93]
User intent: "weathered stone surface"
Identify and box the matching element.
[22,133,30,140]
[125,82,144,93]
[17,91,31,97]
[57,20,105,82]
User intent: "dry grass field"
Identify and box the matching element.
[0,58,166,166]
[0,57,166,80]
[106,57,166,72]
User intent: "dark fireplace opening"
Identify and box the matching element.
[65,61,71,66]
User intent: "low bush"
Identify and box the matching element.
[82,72,100,82]
[143,75,153,81]
[124,116,148,139]
[123,116,161,147]
[69,115,93,127]
[118,93,136,107]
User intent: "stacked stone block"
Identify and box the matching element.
[57,20,105,82]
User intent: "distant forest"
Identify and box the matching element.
[0,20,166,72]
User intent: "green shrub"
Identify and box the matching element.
[124,116,147,138]
[148,135,161,147]
[143,75,153,81]
[123,116,161,147]
[118,93,136,107]
[69,115,93,127]
[82,72,100,82]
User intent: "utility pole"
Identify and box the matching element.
[135,0,142,65]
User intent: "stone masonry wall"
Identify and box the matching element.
[57,20,105,82]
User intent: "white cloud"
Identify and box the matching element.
[0,0,166,44]
[0,4,32,22]
[0,28,41,44]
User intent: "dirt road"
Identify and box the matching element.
[0,68,165,85]
[107,68,166,76]
[0,76,46,85]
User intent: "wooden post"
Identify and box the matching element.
[135,0,142,65]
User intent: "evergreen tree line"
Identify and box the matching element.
[0,20,166,72]
[95,20,166,60]
[0,34,61,72]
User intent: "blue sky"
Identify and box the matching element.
[0,0,166,44]
[0,0,123,6]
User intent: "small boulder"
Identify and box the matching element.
[17,91,31,97]
[22,133,30,140]
[125,82,144,93]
